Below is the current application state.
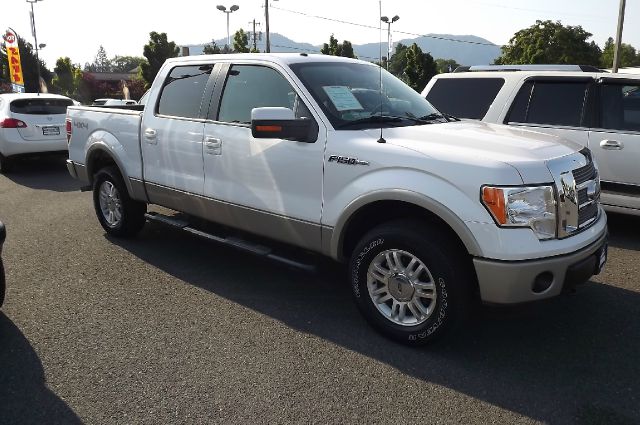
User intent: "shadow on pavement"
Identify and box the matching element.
[606,212,640,251]
[0,313,82,424]
[3,154,81,193]
[110,221,640,424]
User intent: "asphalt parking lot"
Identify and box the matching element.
[0,155,639,425]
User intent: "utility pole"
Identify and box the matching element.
[249,19,261,52]
[265,0,270,53]
[612,0,626,73]
[264,0,278,53]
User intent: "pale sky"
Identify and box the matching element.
[2,0,639,68]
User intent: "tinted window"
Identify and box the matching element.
[158,64,212,118]
[426,78,505,119]
[600,83,640,132]
[218,65,298,124]
[508,81,588,127]
[10,98,73,115]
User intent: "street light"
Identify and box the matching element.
[380,15,399,69]
[26,0,43,93]
[216,4,239,48]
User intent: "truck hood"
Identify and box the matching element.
[371,120,583,165]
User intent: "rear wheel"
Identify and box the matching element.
[0,154,13,174]
[92,166,146,237]
[349,220,474,345]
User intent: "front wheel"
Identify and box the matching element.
[92,166,146,237]
[349,220,474,346]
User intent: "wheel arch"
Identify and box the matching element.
[328,190,483,262]
[86,143,136,197]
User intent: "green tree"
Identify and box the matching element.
[321,35,356,58]
[435,58,460,73]
[51,57,82,97]
[203,41,222,54]
[600,37,639,68]
[388,43,409,76]
[84,45,112,72]
[233,29,250,53]
[16,37,52,92]
[495,20,601,66]
[110,55,147,72]
[140,32,180,88]
[403,44,437,92]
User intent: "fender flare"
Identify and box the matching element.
[328,189,483,261]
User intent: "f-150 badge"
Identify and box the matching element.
[328,155,369,166]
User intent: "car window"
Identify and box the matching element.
[217,65,306,124]
[10,98,73,115]
[507,81,588,127]
[600,83,640,132]
[157,64,213,119]
[426,78,504,119]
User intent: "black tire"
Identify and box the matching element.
[349,219,475,346]
[92,166,146,237]
[0,154,13,174]
[0,258,5,308]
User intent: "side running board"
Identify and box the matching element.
[144,212,316,272]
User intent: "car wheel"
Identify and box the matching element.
[92,166,146,237]
[349,220,475,346]
[0,258,4,308]
[0,154,13,174]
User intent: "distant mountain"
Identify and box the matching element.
[356,34,502,66]
[182,33,501,66]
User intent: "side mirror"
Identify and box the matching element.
[251,107,317,143]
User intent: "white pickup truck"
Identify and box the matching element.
[66,54,608,345]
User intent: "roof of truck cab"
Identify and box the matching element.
[163,53,368,67]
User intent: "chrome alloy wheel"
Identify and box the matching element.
[367,249,437,326]
[98,181,123,228]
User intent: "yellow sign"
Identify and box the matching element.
[3,29,25,93]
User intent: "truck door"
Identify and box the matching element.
[141,64,215,206]
[589,80,640,209]
[201,63,326,251]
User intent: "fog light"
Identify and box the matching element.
[532,272,553,293]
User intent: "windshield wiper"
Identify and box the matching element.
[419,112,450,122]
[337,115,405,129]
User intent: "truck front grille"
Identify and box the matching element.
[547,149,601,238]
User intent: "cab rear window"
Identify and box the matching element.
[10,98,73,115]
[426,78,505,119]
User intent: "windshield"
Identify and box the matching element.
[290,61,443,129]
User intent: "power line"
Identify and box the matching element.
[270,6,502,47]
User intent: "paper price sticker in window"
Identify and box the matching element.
[322,86,364,111]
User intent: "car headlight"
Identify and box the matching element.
[481,185,557,240]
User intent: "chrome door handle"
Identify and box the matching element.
[600,139,623,150]
[204,137,222,155]
[144,128,157,144]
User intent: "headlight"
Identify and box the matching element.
[482,185,557,240]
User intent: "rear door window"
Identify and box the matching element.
[507,81,589,127]
[425,78,505,119]
[157,64,213,119]
[10,98,73,115]
[599,83,640,132]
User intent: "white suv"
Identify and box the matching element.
[0,93,74,173]
[422,65,640,216]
